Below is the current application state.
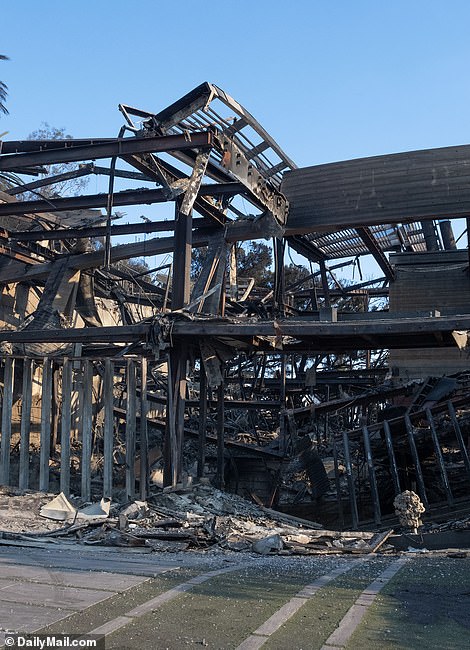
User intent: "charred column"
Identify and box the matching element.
[164,197,192,486]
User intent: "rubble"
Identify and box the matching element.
[0,485,393,555]
[393,491,426,534]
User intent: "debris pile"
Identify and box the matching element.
[0,486,392,556]
[393,491,425,533]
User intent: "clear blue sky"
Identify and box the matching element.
[3,0,470,166]
[1,0,470,276]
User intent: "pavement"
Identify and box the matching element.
[0,544,469,649]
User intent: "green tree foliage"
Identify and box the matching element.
[190,246,208,280]
[25,123,89,198]
[0,54,8,115]
[237,242,273,288]
[191,241,274,289]
[284,262,311,289]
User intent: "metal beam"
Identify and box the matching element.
[355,227,395,281]
[0,314,468,350]
[0,231,213,284]
[0,131,214,170]
[5,165,94,195]
[215,132,288,225]
[9,217,212,241]
[0,183,243,216]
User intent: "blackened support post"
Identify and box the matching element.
[216,381,225,489]
[342,431,359,529]
[172,197,192,308]
[362,426,381,524]
[404,414,429,508]
[164,197,192,486]
[197,365,208,479]
[81,360,93,502]
[426,408,453,505]
[332,436,345,528]
[0,357,14,486]
[279,354,287,455]
[19,358,33,491]
[319,261,331,307]
[60,358,72,496]
[103,359,114,499]
[125,359,137,500]
[383,420,401,496]
[274,238,285,314]
[39,358,52,493]
[467,217,470,271]
[447,401,470,479]
[140,356,149,500]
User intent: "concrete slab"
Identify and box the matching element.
[0,582,113,610]
[0,601,72,633]
[1,565,146,592]
[0,548,178,577]
[0,564,46,581]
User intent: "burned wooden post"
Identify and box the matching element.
[164,194,193,486]
[404,414,429,508]
[342,431,359,529]
[125,359,137,500]
[103,358,114,499]
[319,261,331,307]
[0,357,14,486]
[197,364,208,479]
[19,358,33,490]
[274,238,285,314]
[426,408,454,506]
[216,381,225,490]
[60,357,72,496]
[383,420,401,496]
[447,401,470,480]
[279,354,287,455]
[332,436,345,528]
[81,359,93,501]
[362,426,381,524]
[139,356,149,500]
[39,357,53,492]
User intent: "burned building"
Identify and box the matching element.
[0,82,469,532]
